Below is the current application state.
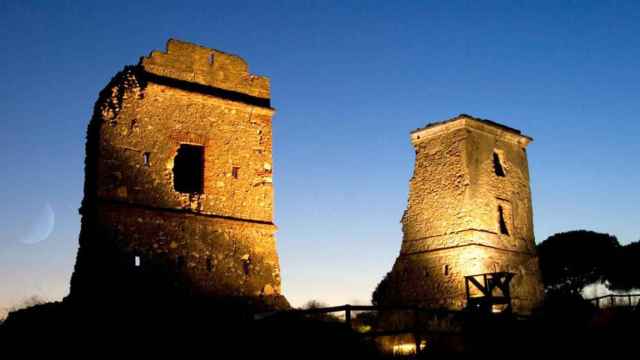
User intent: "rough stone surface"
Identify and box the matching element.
[385,114,543,314]
[70,39,288,309]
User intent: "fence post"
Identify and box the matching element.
[345,305,352,330]
[414,307,420,354]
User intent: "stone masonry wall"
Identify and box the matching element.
[385,115,543,314]
[401,127,469,241]
[392,246,542,312]
[95,79,275,221]
[70,40,287,309]
[96,203,281,298]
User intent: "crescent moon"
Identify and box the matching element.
[20,203,55,245]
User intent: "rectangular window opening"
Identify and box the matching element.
[173,144,204,194]
[134,255,141,267]
[232,166,240,179]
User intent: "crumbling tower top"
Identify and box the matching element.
[140,38,271,103]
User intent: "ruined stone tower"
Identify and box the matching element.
[70,39,287,309]
[385,114,543,314]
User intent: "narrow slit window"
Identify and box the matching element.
[134,255,141,267]
[206,257,213,272]
[498,205,510,235]
[493,152,506,177]
[444,265,450,276]
[173,144,204,194]
[143,152,150,167]
[232,166,240,179]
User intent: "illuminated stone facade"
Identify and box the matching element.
[387,114,543,313]
[70,39,287,309]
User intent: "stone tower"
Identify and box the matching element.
[387,114,543,314]
[70,39,287,309]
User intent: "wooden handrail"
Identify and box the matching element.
[263,304,463,316]
[586,294,640,301]
[255,302,530,355]
[585,294,640,308]
[255,303,529,321]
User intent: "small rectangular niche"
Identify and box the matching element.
[206,257,213,272]
[143,152,150,167]
[173,144,204,194]
[241,255,251,276]
[176,256,185,269]
[232,166,240,179]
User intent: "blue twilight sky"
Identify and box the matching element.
[1,0,639,312]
